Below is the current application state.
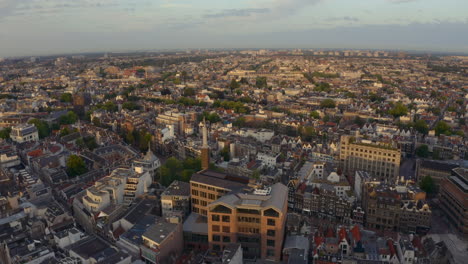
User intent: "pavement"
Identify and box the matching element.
[427,233,467,264]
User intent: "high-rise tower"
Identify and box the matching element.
[201,118,210,170]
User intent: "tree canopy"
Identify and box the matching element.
[414,119,429,135]
[28,119,50,138]
[60,93,73,103]
[320,99,336,108]
[419,175,436,194]
[434,121,451,136]
[59,111,79,125]
[159,157,201,186]
[415,144,429,158]
[66,155,88,177]
[0,127,11,139]
[389,102,408,118]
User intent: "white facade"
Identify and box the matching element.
[10,124,39,143]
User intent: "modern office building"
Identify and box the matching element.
[190,170,249,216]
[340,135,401,181]
[439,167,468,235]
[207,183,288,262]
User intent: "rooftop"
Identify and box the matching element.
[161,180,190,197]
[142,219,179,245]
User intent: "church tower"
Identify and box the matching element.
[201,118,210,170]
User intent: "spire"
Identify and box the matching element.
[201,117,210,170]
[202,117,208,148]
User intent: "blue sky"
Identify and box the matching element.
[0,0,467,57]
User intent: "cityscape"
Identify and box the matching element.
[1,1,468,264]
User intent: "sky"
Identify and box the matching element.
[0,0,467,57]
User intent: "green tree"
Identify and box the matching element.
[310,111,320,119]
[220,146,230,161]
[0,127,11,139]
[434,121,451,136]
[320,99,336,108]
[183,87,196,96]
[414,119,429,135]
[229,79,240,92]
[92,117,101,127]
[419,175,436,194]
[59,111,78,125]
[389,102,408,118]
[415,144,429,158]
[252,169,260,179]
[354,116,365,127]
[84,136,98,150]
[255,76,267,88]
[60,92,73,103]
[66,155,88,177]
[314,82,331,92]
[122,102,140,111]
[233,117,246,127]
[28,119,50,138]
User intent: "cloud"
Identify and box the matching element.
[387,0,419,4]
[327,16,360,22]
[204,8,270,18]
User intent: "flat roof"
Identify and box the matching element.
[142,220,178,245]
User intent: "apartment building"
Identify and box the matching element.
[82,167,152,213]
[10,124,39,143]
[439,167,468,235]
[415,160,459,187]
[207,183,288,262]
[140,218,183,264]
[340,135,401,182]
[362,182,431,233]
[190,170,249,216]
[161,180,191,219]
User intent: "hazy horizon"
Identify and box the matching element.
[1,0,468,57]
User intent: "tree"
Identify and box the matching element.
[419,175,436,194]
[229,79,240,92]
[183,87,196,96]
[122,102,140,111]
[320,99,336,108]
[310,111,320,119]
[233,117,246,127]
[28,119,50,138]
[0,127,11,139]
[92,117,101,127]
[314,82,331,92]
[60,93,73,103]
[255,77,267,88]
[388,102,408,118]
[66,155,88,177]
[415,144,429,158]
[434,121,451,136]
[59,111,78,125]
[354,116,365,127]
[414,119,429,135]
[252,169,260,179]
[220,146,230,161]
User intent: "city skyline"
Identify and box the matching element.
[1,0,468,57]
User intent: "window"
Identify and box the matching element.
[213,244,221,251]
[212,225,220,232]
[191,190,198,196]
[267,239,275,247]
[222,226,230,233]
[223,236,231,243]
[222,215,230,222]
[267,219,276,226]
[212,215,220,221]
[267,230,276,237]
[266,249,275,257]
[212,235,220,242]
